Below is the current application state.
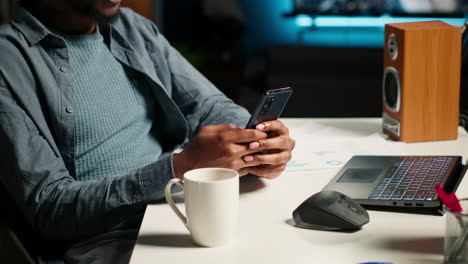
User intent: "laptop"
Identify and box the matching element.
[323,156,467,215]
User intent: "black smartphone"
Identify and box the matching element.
[245,87,293,129]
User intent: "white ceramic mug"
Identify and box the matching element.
[164,168,239,247]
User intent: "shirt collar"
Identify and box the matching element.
[9,6,135,60]
[10,7,52,46]
[10,7,115,48]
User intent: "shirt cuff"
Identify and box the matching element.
[138,152,177,202]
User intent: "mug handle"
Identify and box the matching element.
[164,178,189,230]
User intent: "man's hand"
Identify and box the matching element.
[240,120,295,179]
[172,121,295,180]
[173,124,268,179]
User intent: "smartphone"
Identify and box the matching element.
[245,87,293,129]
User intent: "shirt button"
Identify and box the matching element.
[65,154,73,160]
[65,106,73,113]
[60,66,68,72]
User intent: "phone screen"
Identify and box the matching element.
[245,87,293,129]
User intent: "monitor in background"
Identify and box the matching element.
[293,0,467,17]
[293,0,386,16]
[392,0,465,17]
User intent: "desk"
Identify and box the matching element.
[130,118,468,264]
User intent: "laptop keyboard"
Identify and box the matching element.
[369,156,454,201]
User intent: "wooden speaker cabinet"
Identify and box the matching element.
[382,21,462,142]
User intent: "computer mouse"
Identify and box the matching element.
[292,190,370,231]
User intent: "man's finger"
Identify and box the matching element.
[247,136,293,153]
[243,151,291,165]
[255,120,289,135]
[219,129,268,144]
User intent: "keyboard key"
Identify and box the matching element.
[414,195,426,200]
[403,191,416,198]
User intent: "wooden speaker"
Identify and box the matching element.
[382,21,462,142]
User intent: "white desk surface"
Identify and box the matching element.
[130,118,468,264]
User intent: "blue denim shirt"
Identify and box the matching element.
[0,7,250,251]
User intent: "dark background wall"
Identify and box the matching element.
[2,0,466,117]
[157,0,467,118]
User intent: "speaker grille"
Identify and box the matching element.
[383,67,401,112]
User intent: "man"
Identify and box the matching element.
[0,0,295,263]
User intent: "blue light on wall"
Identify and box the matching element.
[239,0,467,55]
[295,15,314,27]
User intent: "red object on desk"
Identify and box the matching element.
[435,185,463,213]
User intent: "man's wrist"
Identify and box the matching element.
[138,154,176,201]
[172,151,189,179]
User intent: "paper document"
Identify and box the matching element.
[287,141,365,171]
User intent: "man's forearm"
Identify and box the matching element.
[0,108,175,241]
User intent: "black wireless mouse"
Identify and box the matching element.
[292,190,370,231]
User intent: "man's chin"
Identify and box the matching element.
[90,7,120,24]
[99,3,121,17]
